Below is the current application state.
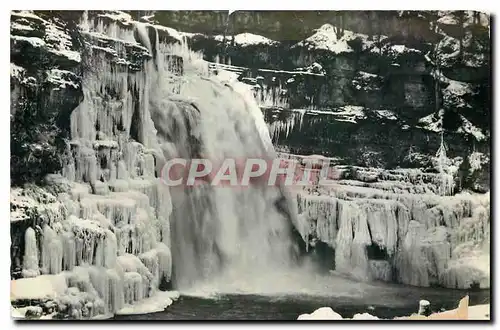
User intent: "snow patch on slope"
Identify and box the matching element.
[214,32,278,46]
[295,24,386,53]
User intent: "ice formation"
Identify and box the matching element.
[10,10,490,320]
[268,110,305,140]
[295,173,490,288]
[22,228,39,278]
[12,10,300,318]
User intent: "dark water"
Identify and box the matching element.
[113,285,490,320]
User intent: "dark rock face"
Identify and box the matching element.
[10,11,84,186]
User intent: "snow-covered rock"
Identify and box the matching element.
[294,24,382,54]
[11,274,68,301]
[352,312,379,320]
[298,307,343,320]
[214,32,278,46]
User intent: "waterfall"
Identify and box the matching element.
[14,11,302,317]
[12,12,490,320]
[145,34,300,290]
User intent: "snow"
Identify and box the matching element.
[328,106,366,124]
[45,21,73,51]
[49,47,81,64]
[374,110,397,121]
[154,25,184,42]
[11,10,48,23]
[116,291,179,315]
[10,63,26,78]
[298,301,489,320]
[98,11,133,25]
[295,24,353,54]
[93,140,119,149]
[298,307,343,320]
[11,35,46,47]
[352,312,379,320]
[296,23,388,54]
[46,69,80,89]
[11,274,68,300]
[11,11,81,64]
[11,22,35,31]
[418,110,483,142]
[445,80,472,96]
[10,186,65,222]
[418,109,444,133]
[358,71,378,79]
[390,45,421,54]
[437,14,459,26]
[457,115,486,141]
[214,32,277,46]
[468,152,489,172]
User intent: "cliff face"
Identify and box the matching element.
[169,11,489,192]
[10,11,84,185]
[11,10,491,189]
[10,10,176,318]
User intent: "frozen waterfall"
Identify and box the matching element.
[295,181,490,289]
[14,11,301,318]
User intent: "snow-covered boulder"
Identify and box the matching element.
[298,307,343,320]
[352,312,379,320]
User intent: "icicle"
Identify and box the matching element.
[103,230,118,268]
[335,201,356,276]
[62,231,76,271]
[22,227,40,278]
[123,272,144,304]
[41,224,63,275]
[156,243,172,284]
[106,268,125,312]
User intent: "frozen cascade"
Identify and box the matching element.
[296,188,490,288]
[22,227,39,278]
[15,11,302,317]
[41,224,63,275]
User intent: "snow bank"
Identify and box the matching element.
[11,275,68,300]
[298,307,343,320]
[298,298,489,320]
[352,312,379,320]
[116,291,179,315]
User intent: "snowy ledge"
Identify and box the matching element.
[115,291,180,315]
[11,274,180,319]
